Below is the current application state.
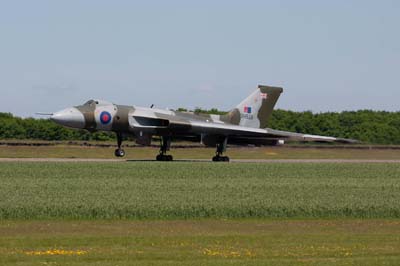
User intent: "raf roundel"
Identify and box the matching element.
[100,111,112,125]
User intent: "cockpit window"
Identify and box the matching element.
[84,100,95,106]
[83,99,111,106]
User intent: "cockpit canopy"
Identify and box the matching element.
[83,99,114,106]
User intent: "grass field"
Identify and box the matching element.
[1,160,400,265]
[1,145,400,159]
[1,219,400,266]
[1,162,400,219]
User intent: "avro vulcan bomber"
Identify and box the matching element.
[47,85,355,161]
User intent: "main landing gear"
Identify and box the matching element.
[212,138,230,162]
[114,132,125,157]
[156,136,173,161]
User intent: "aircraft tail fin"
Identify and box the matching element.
[222,85,283,129]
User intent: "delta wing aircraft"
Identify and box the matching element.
[46,85,356,161]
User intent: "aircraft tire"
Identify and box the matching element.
[212,156,229,162]
[114,149,125,157]
[156,154,173,161]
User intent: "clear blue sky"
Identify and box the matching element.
[0,0,399,117]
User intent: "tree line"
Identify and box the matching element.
[0,112,114,141]
[0,109,399,144]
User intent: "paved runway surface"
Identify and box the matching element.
[0,158,399,163]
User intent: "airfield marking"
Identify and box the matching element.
[0,158,399,163]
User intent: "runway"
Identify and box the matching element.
[0,158,399,163]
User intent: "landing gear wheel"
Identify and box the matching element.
[156,154,174,161]
[212,155,230,162]
[114,149,125,157]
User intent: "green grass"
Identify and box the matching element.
[1,162,400,265]
[1,219,400,266]
[1,162,400,219]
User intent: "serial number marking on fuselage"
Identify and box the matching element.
[241,114,254,120]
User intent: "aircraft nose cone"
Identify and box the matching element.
[51,107,85,129]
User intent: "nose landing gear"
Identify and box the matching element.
[114,132,125,157]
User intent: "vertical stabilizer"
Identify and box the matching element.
[222,85,283,128]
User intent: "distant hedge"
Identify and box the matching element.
[0,109,399,144]
[269,110,400,145]
[0,113,114,141]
